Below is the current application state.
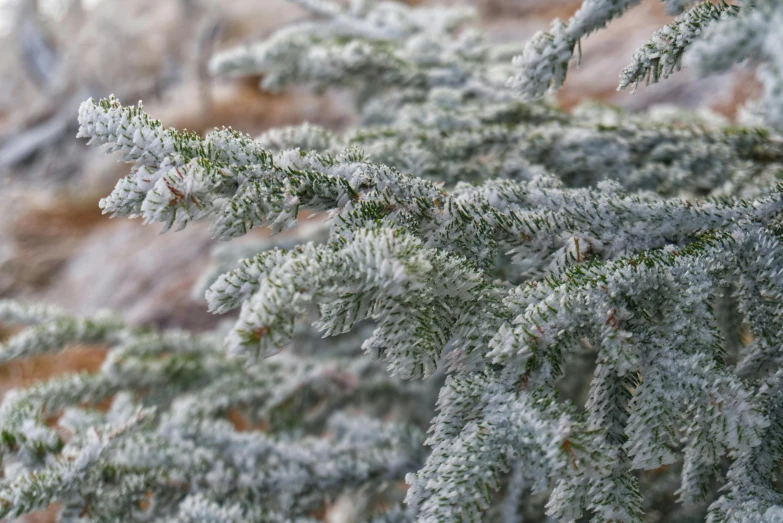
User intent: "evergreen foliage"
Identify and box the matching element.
[2,0,783,521]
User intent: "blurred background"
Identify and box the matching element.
[0,2,754,518]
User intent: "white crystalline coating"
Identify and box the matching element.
[73,84,783,522]
[0,300,67,325]
[508,0,643,99]
[11,0,783,520]
[209,0,474,91]
[619,1,741,92]
[256,123,337,153]
[0,311,124,364]
[171,493,247,522]
[211,227,476,378]
[77,95,183,167]
[667,1,783,132]
[0,306,424,520]
[507,20,574,100]
[0,408,153,519]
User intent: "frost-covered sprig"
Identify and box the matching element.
[209,0,476,92]
[0,301,428,520]
[147,410,422,514]
[509,0,783,136]
[508,0,644,99]
[56,0,783,519]
[0,300,67,325]
[207,226,487,378]
[79,97,446,237]
[0,408,155,520]
[0,309,124,364]
[685,0,783,132]
[508,0,730,98]
[76,96,196,168]
[79,97,783,274]
[354,97,783,192]
[619,1,741,91]
[406,371,610,522]
[78,96,275,232]
[484,226,779,515]
[707,371,783,522]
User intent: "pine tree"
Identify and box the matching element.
[2,0,783,521]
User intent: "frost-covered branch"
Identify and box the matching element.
[619,1,741,91]
[9,0,783,519]
[508,0,644,99]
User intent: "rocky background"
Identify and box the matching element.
[0,1,752,520]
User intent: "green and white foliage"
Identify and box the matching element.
[508,0,733,99]
[210,0,475,92]
[618,1,741,92]
[508,0,783,133]
[210,0,783,196]
[686,0,783,132]
[508,0,645,99]
[0,302,426,521]
[3,0,783,520]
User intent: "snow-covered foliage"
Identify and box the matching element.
[618,1,741,92]
[2,0,783,520]
[0,300,429,521]
[686,0,783,132]
[508,0,783,132]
